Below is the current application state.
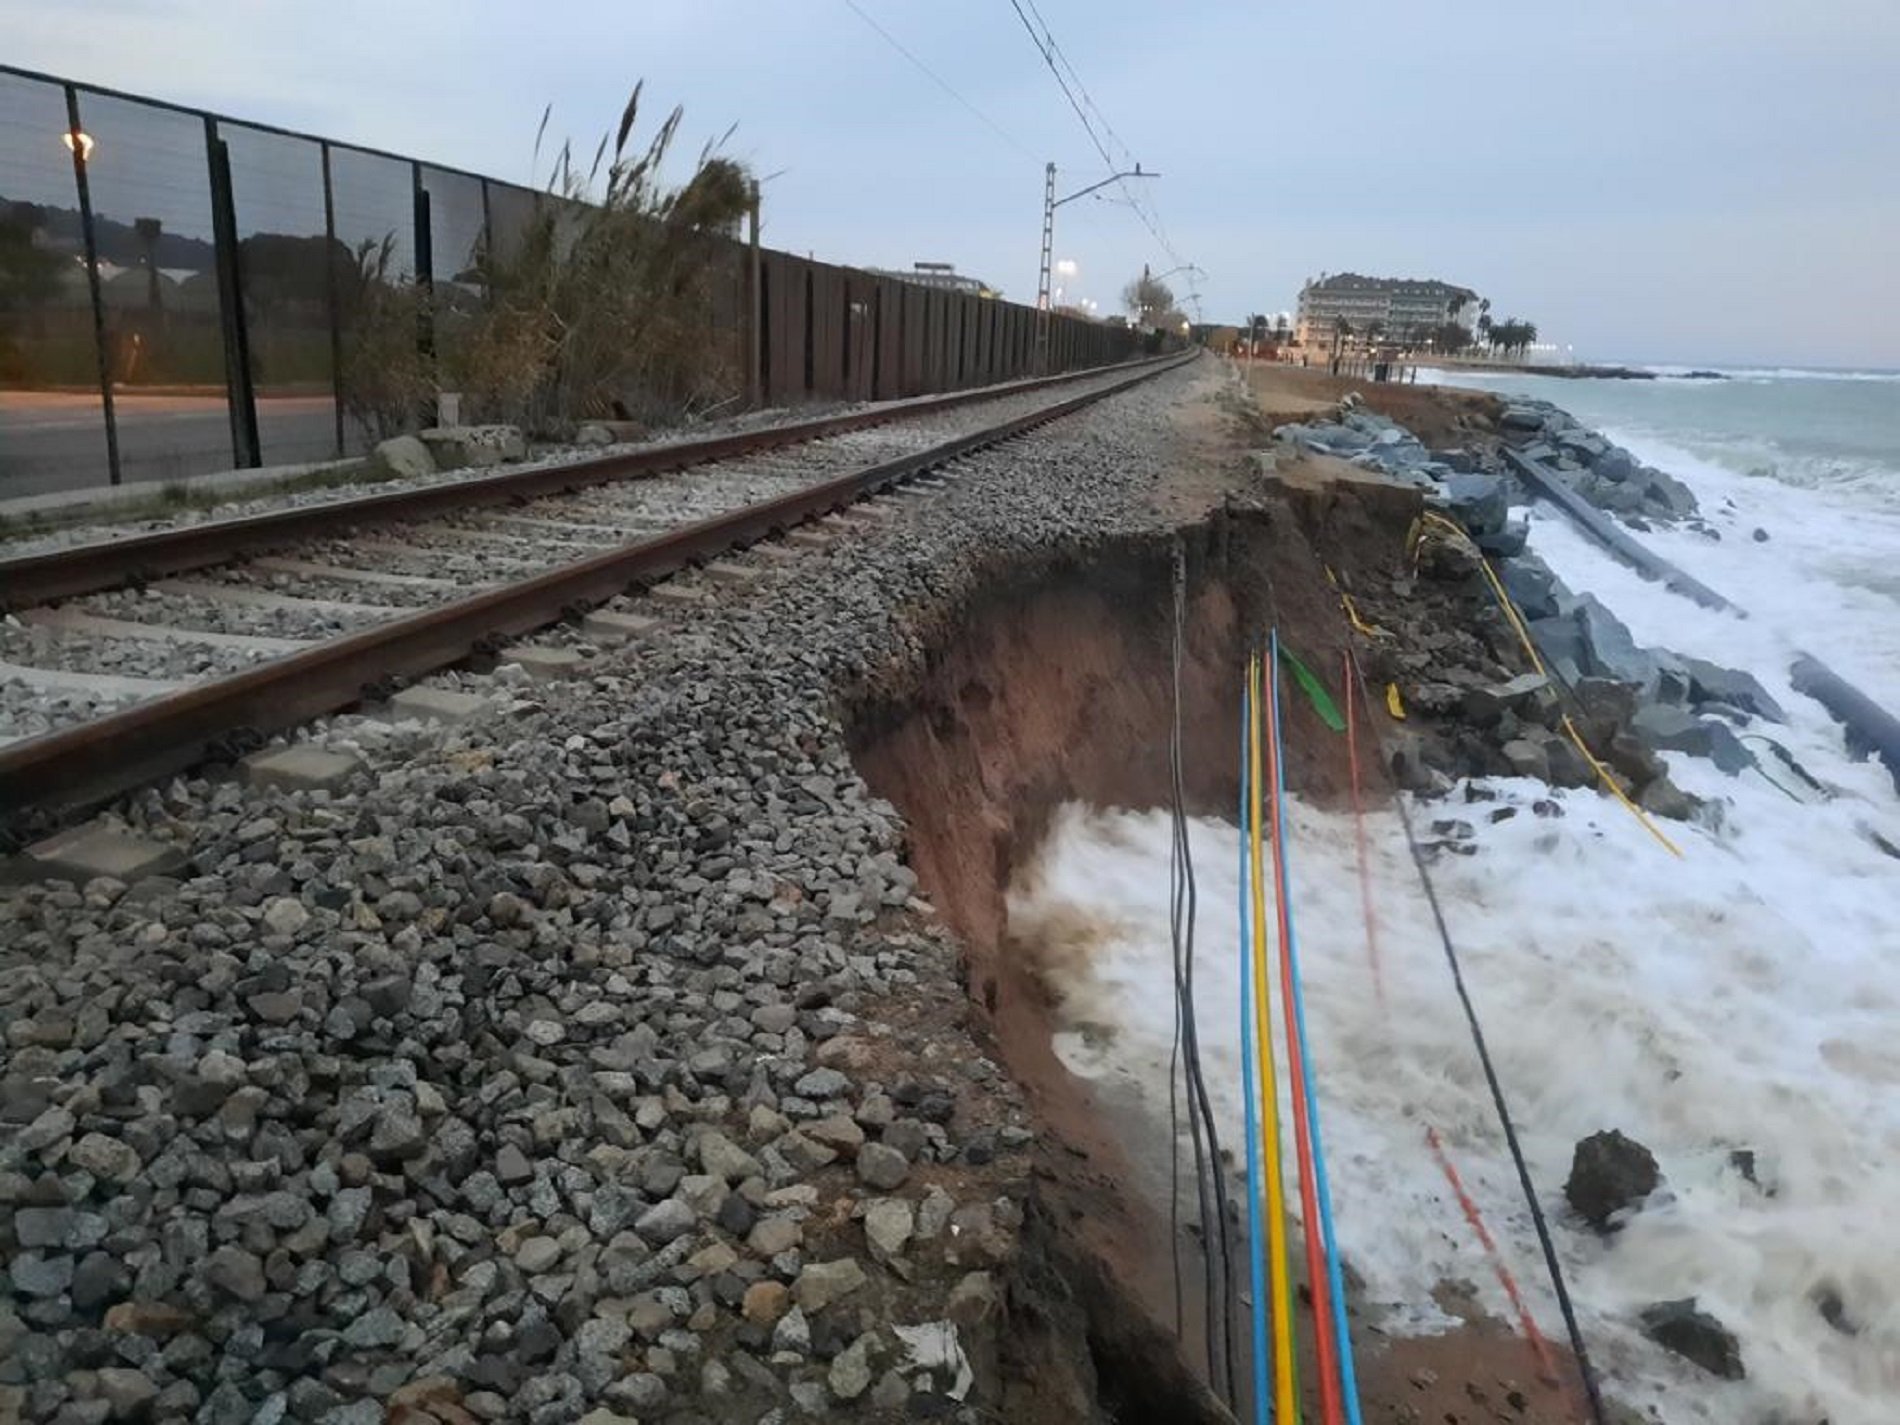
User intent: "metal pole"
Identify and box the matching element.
[745,181,762,409]
[412,165,434,427]
[319,141,345,457]
[1034,161,1054,375]
[65,85,121,487]
[206,119,261,469]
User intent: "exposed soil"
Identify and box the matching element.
[843,370,1603,1425]
[1245,363,1506,451]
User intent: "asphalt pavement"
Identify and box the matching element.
[1,393,344,497]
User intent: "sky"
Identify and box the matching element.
[5,0,1898,368]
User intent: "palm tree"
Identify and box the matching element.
[1332,316,1351,359]
[1476,314,1493,351]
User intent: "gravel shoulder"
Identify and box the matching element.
[0,359,1230,1425]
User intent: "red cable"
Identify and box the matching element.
[1265,651,1346,1425]
[1425,1126,1560,1386]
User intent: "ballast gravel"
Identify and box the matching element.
[0,359,1221,1425]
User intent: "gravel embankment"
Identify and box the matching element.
[0,367,1144,563]
[0,359,1220,1425]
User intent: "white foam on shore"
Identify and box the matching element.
[1014,426,1900,1420]
[1567,426,1900,709]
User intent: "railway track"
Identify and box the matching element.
[0,353,1191,838]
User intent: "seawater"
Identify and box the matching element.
[1010,367,1900,1424]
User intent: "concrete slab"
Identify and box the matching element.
[646,584,708,608]
[0,658,185,699]
[704,561,764,587]
[351,537,546,571]
[582,610,660,642]
[484,515,627,543]
[154,579,402,620]
[386,686,491,724]
[242,744,364,793]
[250,557,465,591]
[752,545,803,563]
[20,606,309,655]
[839,503,898,521]
[24,822,187,883]
[498,645,586,680]
[787,530,834,550]
[0,455,361,526]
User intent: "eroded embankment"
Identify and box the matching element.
[844,486,1414,1419]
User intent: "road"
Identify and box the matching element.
[1,392,346,498]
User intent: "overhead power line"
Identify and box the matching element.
[1003,0,1196,279]
[843,0,1035,159]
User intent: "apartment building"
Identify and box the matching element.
[1294,273,1480,345]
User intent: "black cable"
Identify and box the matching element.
[1169,542,1237,1403]
[1344,650,1612,1425]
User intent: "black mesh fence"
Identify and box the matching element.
[0,64,1142,501]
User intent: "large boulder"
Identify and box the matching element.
[1570,677,1639,748]
[1500,405,1547,433]
[1527,615,1589,683]
[1500,557,1561,621]
[1414,523,1480,581]
[374,434,436,479]
[1432,474,1510,538]
[1565,1129,1661,1232]
[418,424,528,470]
[1682,657,1787,723]
[1639,1299,1745,1379]
[1477,520,1528,557]
[1641,469,1700,519]
[1573,596,1662,688]
[1594,447,1636,484]
[1630,705,1756,775]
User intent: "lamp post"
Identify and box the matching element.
[1035,161,1157,372]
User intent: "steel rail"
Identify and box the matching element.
[0,353,1194,833]
[0,356,1178,610]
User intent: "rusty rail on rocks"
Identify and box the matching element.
[0,352,1195,834]
[0,357,1179,611]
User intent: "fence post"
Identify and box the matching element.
[320,142,345,457]
[64,85,121,487]
[745,183,761,409]
[412,166,434,428]
[869,284,883,402]
[205,118,261,469]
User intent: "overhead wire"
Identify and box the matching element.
[1002,0,1198,280]
[842,0,1036,159]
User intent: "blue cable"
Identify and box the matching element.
[1237,660,1271,1425]
[1269,630,1365,1425]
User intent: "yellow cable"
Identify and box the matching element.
[1249,652,1300,1418]
[1418,511,1684,858]
[1341,592,1381,638]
